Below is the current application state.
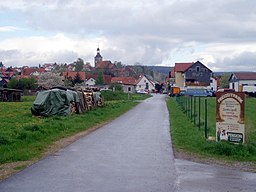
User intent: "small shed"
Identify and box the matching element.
[0,88,23,102]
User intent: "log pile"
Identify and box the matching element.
[75,87,104,114]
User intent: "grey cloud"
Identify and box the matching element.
[22,0,256,43]
[0,49,79,67]
[4,0,256,44]
[209,51,256,72]
[2,0,256,69]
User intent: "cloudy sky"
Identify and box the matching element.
[1,0,256,71]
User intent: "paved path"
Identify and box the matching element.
[1,94,256,192]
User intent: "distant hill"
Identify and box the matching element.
[213,72,232,77]
[126,65,173,82]
[147,66,173,75]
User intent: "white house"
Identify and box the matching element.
[136,75,155,92]
[229,72,256,92]
[85,77,96,86]
[210,77,218,91]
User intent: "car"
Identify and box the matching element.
[136,89,149,94]
[186,88,212,97]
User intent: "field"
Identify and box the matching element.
[167,96,256,162]
[0,92,150,164]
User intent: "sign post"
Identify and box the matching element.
[216,92,245,144]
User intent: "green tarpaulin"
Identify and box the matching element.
[31,88,79,116]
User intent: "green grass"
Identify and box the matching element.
[101,90,151,101]
[167,96,256,162]
[0,93,148,163]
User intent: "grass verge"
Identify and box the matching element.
[167,97,256,163]
[0,93,150,164]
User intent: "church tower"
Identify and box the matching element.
[94,47,103,67]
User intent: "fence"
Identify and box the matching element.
[176,95,210,139]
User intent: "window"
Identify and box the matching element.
[146,82,149,89]
[189,69,192,72]
[128,87,131,92]
[196,66,200,72]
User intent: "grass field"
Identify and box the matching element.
[167,96,256,162]
[0,92,150,164]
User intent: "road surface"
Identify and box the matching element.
[0,94,256,192]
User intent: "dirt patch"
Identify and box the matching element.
[0,122,109,181]
[173,147,256,173]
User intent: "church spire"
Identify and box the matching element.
[94,47,103,67]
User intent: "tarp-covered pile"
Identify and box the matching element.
[31,88,79,116]
[31,87,104,117]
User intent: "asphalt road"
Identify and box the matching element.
[0,94,256,192]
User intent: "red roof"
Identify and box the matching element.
[62,71,86,81]
[103,75,112,84]
[111,77,137,85]
[0,68,16,77]
[22,68,46,76]
[95,61,115,69]
[233,72,256,80]
[86,74,112,84]
[86,74,98,80]
[174,63,193,72]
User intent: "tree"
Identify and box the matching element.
[219,73,230,88]
[18,77,37,90]
[74,58,84,72]
[114,61,123,68]
[95,71,104,85]
[109,83,123,92]
[64,76,74,87]
[7,78,19,89]
[38,72,64,88]
[7,77,37,91]
[73,72,83,84]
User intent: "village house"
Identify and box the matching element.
[0,67,17,79]
[84,63,93,72]
[18,67,46,79]
[136,75,155,92]
[85,74,112,86]
[0,67,18,87]
[210,76,218,91]
[85,76,96,86]
[170,61,212,89]
[111,77,137,93]
[42,63,55,72]
[229,72,256,92]
[0,77,8,87]
[95,60,117,76]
